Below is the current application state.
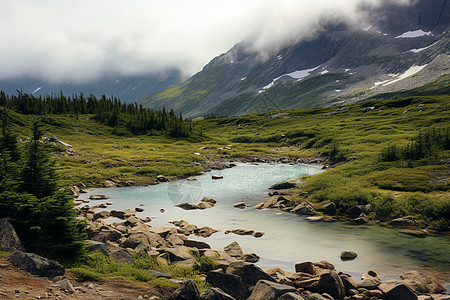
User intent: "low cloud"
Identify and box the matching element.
[0,0,410,83]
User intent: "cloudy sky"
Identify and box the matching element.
[0,0,408,83]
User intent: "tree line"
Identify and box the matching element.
[0,90,192,137]
[380,127,450,162]
[0,109,86,262]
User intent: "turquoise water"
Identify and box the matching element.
[83,163,450,288]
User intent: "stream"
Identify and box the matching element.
[82,163,450,289]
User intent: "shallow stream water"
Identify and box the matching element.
[83,163,450,289]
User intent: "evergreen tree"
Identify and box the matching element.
[18,120,58,199]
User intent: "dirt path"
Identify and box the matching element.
[0,257,171,299]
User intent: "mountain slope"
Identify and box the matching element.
[0,70,182,103]
[138,0,450,117]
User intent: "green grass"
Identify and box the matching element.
[6,94,450,229]
[70,252,210,290]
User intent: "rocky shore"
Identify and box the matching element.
[1,209,448,300]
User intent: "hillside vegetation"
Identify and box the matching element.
[1,91,449,230]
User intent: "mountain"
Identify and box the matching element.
[0,70,182,103]
[138,0,450,117]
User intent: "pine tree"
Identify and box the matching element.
[18,120,58,199]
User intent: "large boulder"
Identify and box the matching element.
[7,251,65,278]
[184,239,211,249]
[294,261,315,275]
[226,261,275,293]
[0,218,24,252]
[247,280,298,300]
[347,204,371,218]
[206,271,245,300]
[203,250,237,270]
[399,271,446,294]
[292,202,316,215]
[311,271,346,299]
[340,251,357,261]
[379,281,418,300]
[269,179,302,190]
[388,216,417,227]
[323,202,337,216]
[199,288,237,300]
[109,209,135,219]
[169,279,200,300]
[223,241,244,259]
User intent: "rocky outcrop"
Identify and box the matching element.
[379,281,418,300]
[7,251,65,278]
[269,179,302,190]
[199,287,236,300]
[0,218,24,252]
[206,270,245,300]
[292,202,316,215]
[169,279,200,300]
[224,241,244,259]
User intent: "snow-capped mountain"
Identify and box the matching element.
[138,0,450,117]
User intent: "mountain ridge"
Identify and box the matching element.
[138,0,450,117]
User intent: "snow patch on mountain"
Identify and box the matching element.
[373,65,427,88]
[259,66,319,92]
[395,30,432,38]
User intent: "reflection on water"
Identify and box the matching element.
[83,163,450,288]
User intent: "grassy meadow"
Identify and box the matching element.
[7,94,450,229]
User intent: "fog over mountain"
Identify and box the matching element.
[1,0,409,83]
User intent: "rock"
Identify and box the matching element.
[165,246,195,262]
[389,217,417,227]
[243,253,260,263]
[7,251,65,278]
[197,202,214,209]
[323,202,337,216]
[379,282,418,300]
[269,179,302,190]
[399,271,446,294]
[54,278,75,293]
[167,234,186,247]
[176,202,199,210]
[87,240,110,256]
[0,218,24,252]
[184,240,211,249]
[247,280,297,300]
[206,271,245,300]
[311,271,346,299]
[358,276,382,290]
[89,194,109,200]
[254,203,264,209]
[212,175,223,179]
[363,289,385,299]
[226,261,275,289]
[340,251,358,261]
[224,241,244,259]
[169,279,200,300]
[149,270,172,279]
[225,229,254,236]
[156,175,169,182]
[292,202,316,215]
[277,292,305,300]
[93,210,110,220]
[109,209,135,219]
[340,274,359,293]
[353,213,370,224]
[253,232,265,238]
[201,197,217,204]
[109,248,135,264]
[194,226,220,238]
[135,207,144,212]
[199,287,237,300]
[313,261,335,270]
[233,202,247,209]
[347,205,371,218]
[295,262,315,275]
[103,180,117,188]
